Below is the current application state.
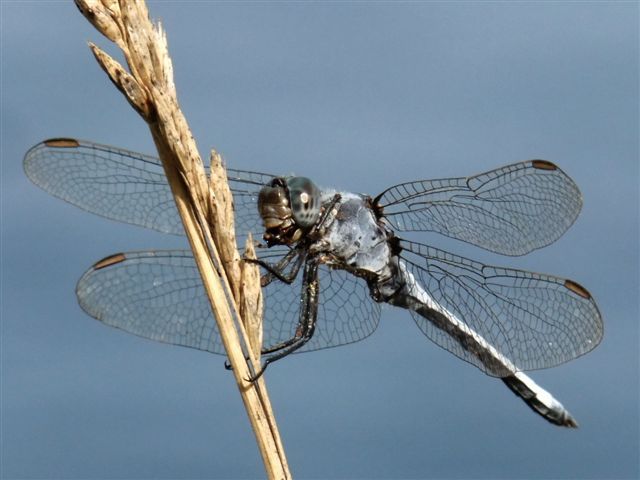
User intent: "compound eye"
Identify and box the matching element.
[286,176,321,228]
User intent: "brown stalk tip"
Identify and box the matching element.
[88,43,151,119]
[74,0,123,46]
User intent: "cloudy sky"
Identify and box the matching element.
[2,2,638,479]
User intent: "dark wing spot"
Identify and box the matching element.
[44,138,81,148]
[93,253,127,270]
[564,279,591,299]
[531,159,557,171]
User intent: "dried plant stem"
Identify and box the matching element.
[74,1,290,478]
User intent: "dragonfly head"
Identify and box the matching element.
[258,176,321,245]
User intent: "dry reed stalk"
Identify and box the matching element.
[73,1,290,478]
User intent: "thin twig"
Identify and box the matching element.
[74,1,290,478]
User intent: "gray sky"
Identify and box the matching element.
[2,2,638,479]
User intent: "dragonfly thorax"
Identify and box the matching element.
[314,193,396,285]
[258,176,321,246]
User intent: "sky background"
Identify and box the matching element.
[2,2,638,479]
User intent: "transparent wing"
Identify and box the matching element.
[397,239,602,376]
[23,138,272,238]
[375,160,583,256]
[76,250,381,355]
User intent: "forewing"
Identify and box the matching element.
[397,239,602,375]
[375,160,582,256]
[23,138,271,238]
[76,249,381,355]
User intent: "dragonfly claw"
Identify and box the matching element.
[246,363,268,383]
[224,358,268,384]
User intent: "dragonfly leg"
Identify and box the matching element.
[245,248,305,286]
[225,253,315,378]
[223,359,240,370]
[307,193,341,240]
[248,260,320,381]
[250,314,317,381]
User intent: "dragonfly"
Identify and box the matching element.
[24,138,603,427]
